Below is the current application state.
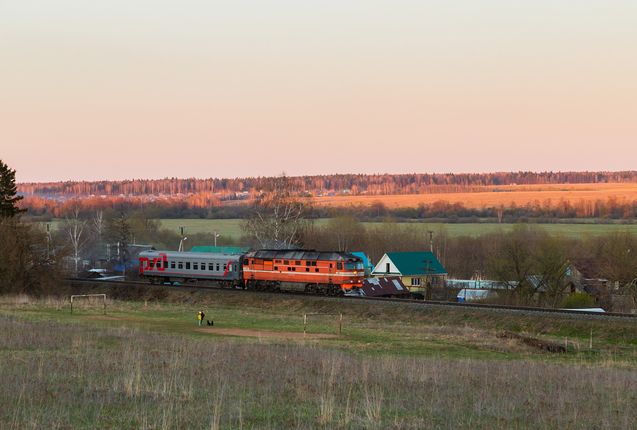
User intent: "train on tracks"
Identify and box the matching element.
[138,249,366,295]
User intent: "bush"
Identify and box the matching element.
[560,292,596,309]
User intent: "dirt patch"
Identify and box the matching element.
[196,327,339,340]
[497,331,566,353]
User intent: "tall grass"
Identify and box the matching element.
[1,314,636,429]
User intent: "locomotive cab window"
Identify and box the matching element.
[337,262,343,270]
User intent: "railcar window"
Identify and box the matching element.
[216,263,220,271]
[193,263,199,270]
[295,261,301,266]
[171,261,176,269]
[312,261,317,266]
[201,263,206,271]
[149,261,155,268]
[274,266,278,270]
[223,264,227,271]
[315,268,319,272]
[306,261,311,266]
[208,263,214,270]
[178,262,183,269]
[292,267,296,271]
[306,268,309,272]
[186,262,191,270]
[284,260,289,265]
[164,260,168,269]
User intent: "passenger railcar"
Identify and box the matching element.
[139,250,242,286]
[242,250,365,295]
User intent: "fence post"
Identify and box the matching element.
[70,296,73,314]
[339,313,343,335]
[303,314,307,337]
[589,329,593,350]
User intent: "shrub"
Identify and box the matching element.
[560,292,596,309]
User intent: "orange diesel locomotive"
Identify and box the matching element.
[242,250,365,295]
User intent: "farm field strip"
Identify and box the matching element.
[312,182,637,209]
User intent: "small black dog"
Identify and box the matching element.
[206,320,214,326]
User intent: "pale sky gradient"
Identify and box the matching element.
[1,1,636,182]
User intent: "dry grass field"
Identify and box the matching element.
[1,289,636,429]
[312,183,637,209]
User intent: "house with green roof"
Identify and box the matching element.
[371,251,447,295]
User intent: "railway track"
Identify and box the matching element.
[66,277,637,320]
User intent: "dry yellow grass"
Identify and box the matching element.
[312,182,637,209]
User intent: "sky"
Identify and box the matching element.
[1,0,636,182]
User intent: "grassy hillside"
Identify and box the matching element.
[1,290,636,428]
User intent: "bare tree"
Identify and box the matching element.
[93,210,104,239]
[487,225,542,304]
[533,236,571,307]
[244,174,310,249]
[64,206,88,274]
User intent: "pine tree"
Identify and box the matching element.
[0,160,25,218]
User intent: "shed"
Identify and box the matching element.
[359,277,410,298]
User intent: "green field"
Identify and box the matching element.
[39,218,637,241]
[1,289,636,429]
[156,218,637,240]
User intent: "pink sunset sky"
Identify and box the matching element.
[1,1,636,183]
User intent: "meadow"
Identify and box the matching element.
[156,218,637,241]
[1,289,636,429]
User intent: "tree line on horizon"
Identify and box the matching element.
[18,170,637,198]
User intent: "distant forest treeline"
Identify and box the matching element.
[19,171,637,198]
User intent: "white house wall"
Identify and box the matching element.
[371,254,400,276]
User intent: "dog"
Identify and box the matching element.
[206,320,214,326]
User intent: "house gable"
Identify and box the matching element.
[371,254,401,276]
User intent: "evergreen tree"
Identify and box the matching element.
[0,160,25,218]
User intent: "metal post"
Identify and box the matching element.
[589,329,593,350]
[45,223,50,260]
[339,313,342,335]
[303,314,307,337]
[70,296,73,314]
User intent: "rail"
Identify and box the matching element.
[65,278,637,320]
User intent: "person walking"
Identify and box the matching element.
[197,310,205,326]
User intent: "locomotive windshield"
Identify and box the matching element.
[345,262,364,270]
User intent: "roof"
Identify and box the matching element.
[245,249,361,262]
[190,246,249,254]
[360,277,410,297]
[386,251,446,276]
